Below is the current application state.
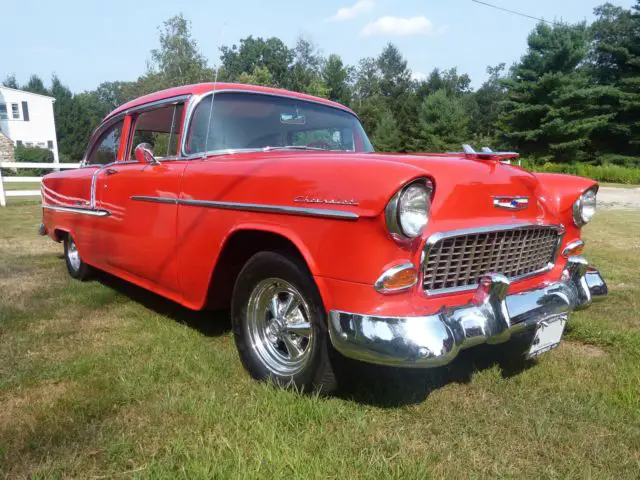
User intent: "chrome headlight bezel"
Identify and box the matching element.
[385,179,433,241]
[572,187,598,227]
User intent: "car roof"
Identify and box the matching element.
[104,82,356,122]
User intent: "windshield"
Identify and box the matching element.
[185,92,374,155]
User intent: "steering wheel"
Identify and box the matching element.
[306,141,333,150]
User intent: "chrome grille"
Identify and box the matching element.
[422,226,561,293]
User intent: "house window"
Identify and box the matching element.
[16,140,23,147]
[0,104,7,120]
[47,140,53,149]
[11,104,19,119]
[25,142,33,147]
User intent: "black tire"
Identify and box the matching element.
[63,234,92,280]
[231,251,338,394]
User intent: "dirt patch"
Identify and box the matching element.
[0,380,77,433]
[563,340,607,358]
[598,187,640,210]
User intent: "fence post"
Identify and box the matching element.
[0,168,6,207]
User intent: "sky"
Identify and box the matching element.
[1,0,636,93]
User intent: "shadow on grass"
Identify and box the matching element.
[91,269,536,408]
[93,271,231,337]
[334,336,537,408]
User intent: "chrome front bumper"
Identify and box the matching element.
[328,257,607,368]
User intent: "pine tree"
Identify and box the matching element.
[499,23,590,162]
[419,89,469,152]
[372,110,401,152]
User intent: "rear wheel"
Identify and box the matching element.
[64,235,92,280]
[231,251,337,393]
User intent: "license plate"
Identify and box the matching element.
[527,314,567,359]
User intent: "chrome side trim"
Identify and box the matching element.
[42,204,110,217]
[179,198,359,220]
[421,223,565,296]
[130,195,178,205]
[329,259,607,368]
[129,195,359,220]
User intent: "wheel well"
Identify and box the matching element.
[205,230,311,310]
[53,229,68,242]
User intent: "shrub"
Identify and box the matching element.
[520,159,640,185]
[13,146,54,176]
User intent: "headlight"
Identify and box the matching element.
[573,187,597,227]
[386,180,432,240]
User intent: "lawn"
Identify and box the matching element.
[1,200,639,478]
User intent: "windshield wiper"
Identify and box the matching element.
[262,145,327,152]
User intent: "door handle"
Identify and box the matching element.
[105,168,119,176]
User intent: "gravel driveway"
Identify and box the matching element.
[598,186,640,210]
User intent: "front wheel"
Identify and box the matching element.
[63,234,92,280]
[231,251,337,394]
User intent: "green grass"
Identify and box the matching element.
[1,203,639,478]
[1,181,41,192]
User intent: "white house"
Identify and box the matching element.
[0,86,59,163]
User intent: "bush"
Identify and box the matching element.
[12,146,55,176]
[520,159,640,185]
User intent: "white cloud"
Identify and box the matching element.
[328,0,375,22]
[360,16,446,37]
[412,72,427,81]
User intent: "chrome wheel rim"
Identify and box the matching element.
[67,238,81,272]
[246,278,314,376]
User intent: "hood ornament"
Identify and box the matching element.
[493,196,529,210]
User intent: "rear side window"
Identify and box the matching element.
[87,121,123,165]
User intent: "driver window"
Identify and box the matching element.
[87,121,123,165]
[129,103,184,160]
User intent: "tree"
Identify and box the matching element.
[23,75,49,95]
[236,65,276,87]
[499,22,591,162]
[220,36,293,87]
[353,57,380,104]
[372,109,402,152]
[375,44,419,151]
[586,2,640,163]
[322,54,352,105]
[2,74,18,88]
[148,14,212,87]
[417,67,472,99]
[288,36,326,94]
[419,89,469,151]
[468,64,508,143]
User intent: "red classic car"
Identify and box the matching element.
[39,83,607,393]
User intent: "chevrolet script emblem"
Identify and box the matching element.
[493,196,529,210]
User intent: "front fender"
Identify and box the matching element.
[534,173,598,218]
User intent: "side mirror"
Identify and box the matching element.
[134,143,159,165]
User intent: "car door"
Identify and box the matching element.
[94,100,187,294]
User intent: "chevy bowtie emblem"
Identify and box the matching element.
[493,196,529,210]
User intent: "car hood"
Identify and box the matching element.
[374,152,551,226]
[192,150,592,228]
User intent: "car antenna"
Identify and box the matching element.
[203,23,226,159]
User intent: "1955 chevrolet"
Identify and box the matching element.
[39,83,608,393]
